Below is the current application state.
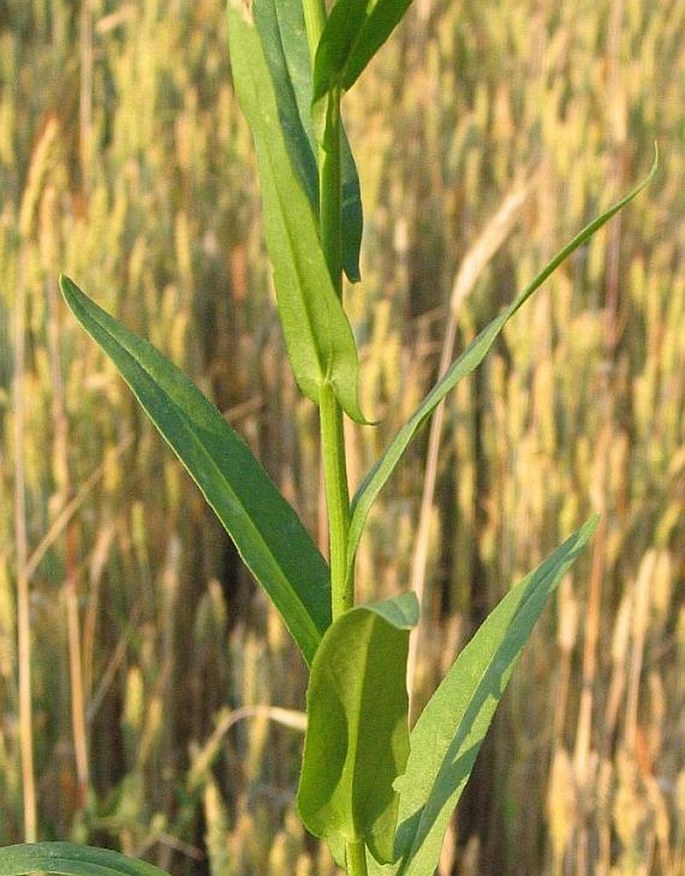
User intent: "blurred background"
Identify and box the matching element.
[0,0,683,873]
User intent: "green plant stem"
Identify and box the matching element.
[310,45,352,618]
[346,840,368,876]
[320,382,352,619]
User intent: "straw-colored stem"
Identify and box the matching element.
[80,0,94,198]
[13,260,36,843]
[47,272,90,805]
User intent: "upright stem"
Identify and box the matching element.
[301,1,353,620]
[317,90,352,618]
[346,840,369,876]
[47,273,90,806]
[14,259,37,842]
[320,384,351,618]
[79,0,93,198]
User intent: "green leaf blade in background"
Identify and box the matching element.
[227,0,365,420]
[253,0,363,282]
[60,275,330,666]
[347,152,657,581]
[298,592,419,865]
[367,516,598,876]
[0,843,170,876]
[313,0,414,102]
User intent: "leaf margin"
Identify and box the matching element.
[0,842,170,876]
[367,516,599,875]
[312,0,415,102]
[347,149,658,584]
[226,0,367,422]
[60,274,331,666]
[297,592,419,865]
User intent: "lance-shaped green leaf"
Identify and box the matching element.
[298,592,419,865]
[60,275,330,666]
[0,843,170,876]
[347,151,658,583]
[227,0,365,420]
[366,516,598,876]
[252,0,363,282]
[312,0,414,102]
[251,0,318,211]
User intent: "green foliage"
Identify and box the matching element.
[313,0,414,100]
[0,0,665,874]
[298,593,418,865]
[252,0,363,282]
[346,152,657,585]
[0,843,169,876]
[59,275,330,667]
[226,0,366,422]
[369,517,598,875]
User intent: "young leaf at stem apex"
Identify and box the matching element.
[227,0,367,423]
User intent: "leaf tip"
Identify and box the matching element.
[649,141,659,178]
[59,273,79,304]
[580,511,600,534]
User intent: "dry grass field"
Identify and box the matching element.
[1,0,683,873]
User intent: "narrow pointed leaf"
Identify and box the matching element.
[60,275,330,666]
[252,0,318,209]
[347,152,657,581]
[367,516,598,876]
[227,0,365,420]
[298,593,419,864]
[0,843,169,876]
[252,0,363,282]
[313,0,414,102]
